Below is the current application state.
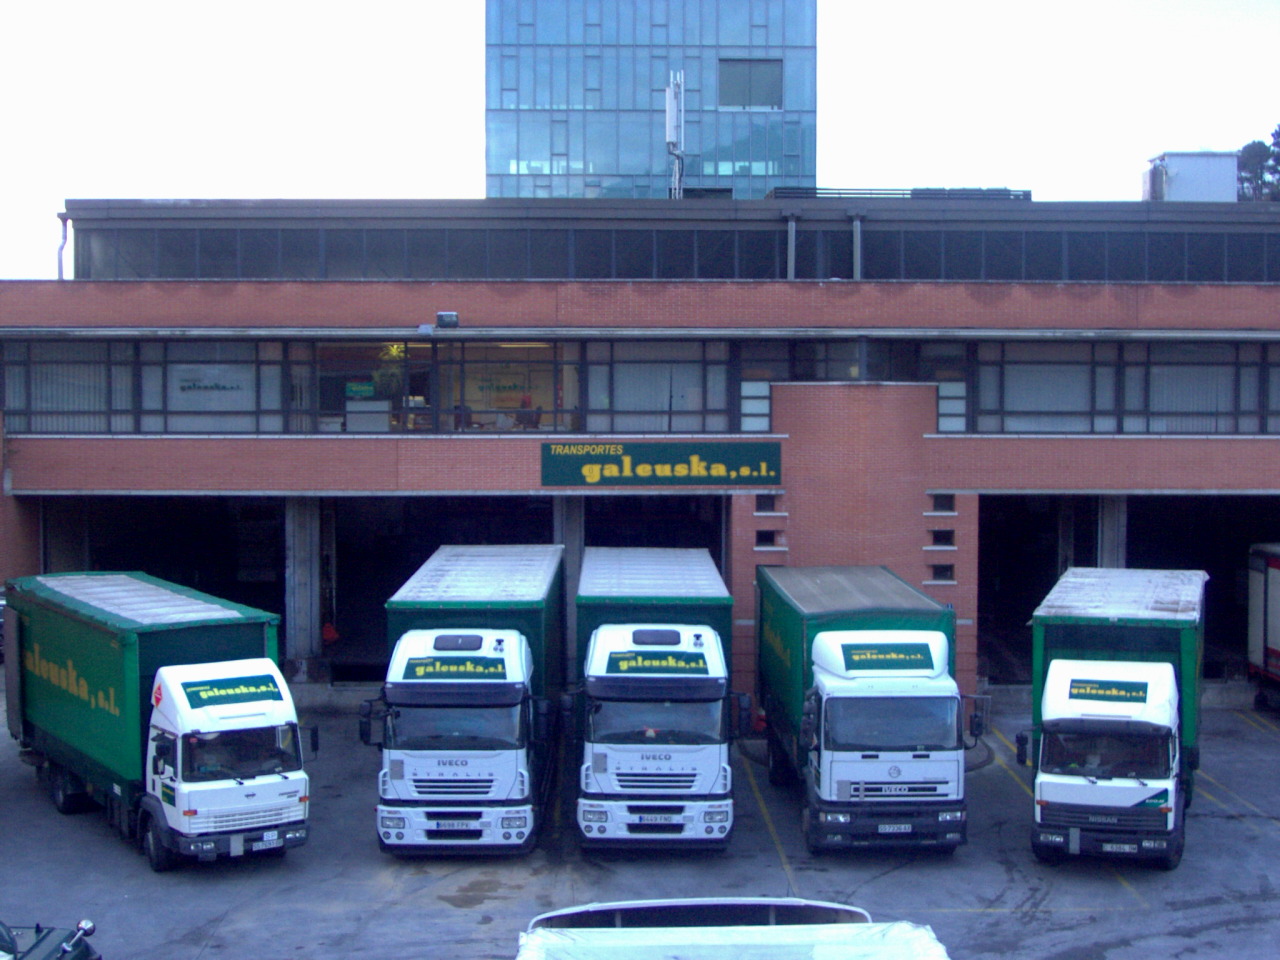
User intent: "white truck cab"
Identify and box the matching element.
[1031,659,1184,867]
[802,630,966,850]
[577,623,734,847]
[143,657,310,869]
[364,628,545,852]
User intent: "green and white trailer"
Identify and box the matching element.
[361,544,564,854]
[572,547,740,849]
[756,565,969,853]
[5,571,310,872]
[1018,566,1207,869]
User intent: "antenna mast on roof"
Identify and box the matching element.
[666,71,685,199]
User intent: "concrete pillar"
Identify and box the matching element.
[1097,495,1128,568]
[554,495,585,682]
[284,497,322,679]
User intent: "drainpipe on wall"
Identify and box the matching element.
[851,214,864,280]
[785,212,797,280]
[57,213,69,280]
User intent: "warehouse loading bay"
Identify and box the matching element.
[35,490,1280,684]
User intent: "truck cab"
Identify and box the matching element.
[143,657,311,870]
[1029,659,1186,869]
[801,630,966,852]
[362,628,549,853]
[576,623,735,847]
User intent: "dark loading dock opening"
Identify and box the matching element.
[978,494,1280,686]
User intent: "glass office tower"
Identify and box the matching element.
[486,0,817,199]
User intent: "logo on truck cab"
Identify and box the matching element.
[403,656,507,679]
[606,651,709,674]
[1068,679,1149,703]
[841,643,934,672]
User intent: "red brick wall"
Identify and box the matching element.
[4,279,1280,333]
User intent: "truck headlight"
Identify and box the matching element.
[285,828,308,841]
[703,810,730,823]
[1141,839,1168,850]
[819,812,851,824]
[1038,832,1066,845]
[501,816,529,830]
[582,809,608,823]
[380,816,407,830]
[938,810,965,822]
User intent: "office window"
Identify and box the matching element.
[718,59,783,109]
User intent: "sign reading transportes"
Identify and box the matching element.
[1068,679,1150,703]
[542,442,781,487]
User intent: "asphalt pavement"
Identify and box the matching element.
[3,670,1280,960]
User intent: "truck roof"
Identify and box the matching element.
[577,548,730,601]
[1033,568,1208,623]
[759,566,945,616]
[7,572,276,631]
[389,545,564,605]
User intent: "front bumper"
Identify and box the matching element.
[1031,824,1178,860]
[805,792,967,850]
[577,795,733,847]
[176,822,309,860]
[377,802,536,853]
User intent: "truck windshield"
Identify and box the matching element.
[182,724,304,782]
[1041,730,1171,780]
[587,699,724,745]
[387,704,523,751]
[823,697,960,752]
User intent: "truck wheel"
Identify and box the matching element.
[1157,840,1183,871]
[143,816,177,873]
[48,763,89,815]
[801,808,822,856]
[1031,841,1064,865]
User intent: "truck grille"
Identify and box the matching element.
[188,803,301,833]
[615,772,698,791]
[1041,802,1168,832]
[841,780,947,799]
[412,778,495,797]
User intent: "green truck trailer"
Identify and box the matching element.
[362,544,564,853]
[1017,566,1207,869]
[5,571,312,871]
[572,547,742,848]
[756,566,972,853]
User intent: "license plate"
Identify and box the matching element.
[1102,842,1137,854]
[252,837,283,851]
[432,820,474,830]
[878,823,913,834]
[637,814,675,824]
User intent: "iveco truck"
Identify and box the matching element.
[361,544,564,854]
[756,565,972,853]
[572,547,741,848]
[5,572,312,872]
[1018,567,1207,870]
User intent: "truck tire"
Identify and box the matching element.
[143,816,178,873]
[48,763,90,815]
[801,808,822,856]
[1031,841,1064,865]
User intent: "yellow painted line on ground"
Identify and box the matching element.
[1108,866,1148,907]
[1233,709,1274,734]
[993,752,1035,798]
[990,724,1020,756]
[741,754,802,898]
[1199,769,1280,830]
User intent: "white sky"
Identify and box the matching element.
[2,0,1277,280]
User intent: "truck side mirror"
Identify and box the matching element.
[1015,732,1029,767]
[735,693,751,739]
[308,724,321,757]
[969,712,985,739]
[534,698,552,742]
[1185,744,1200,771]
[358,700,379,747]
[152,739,173,775]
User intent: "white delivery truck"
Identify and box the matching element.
[515,898,951,960]
[6,572,312,872]
[1018,567,1207,870]
[361,545,564,854]
[572,547,742,849]
[756,565,974,854]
